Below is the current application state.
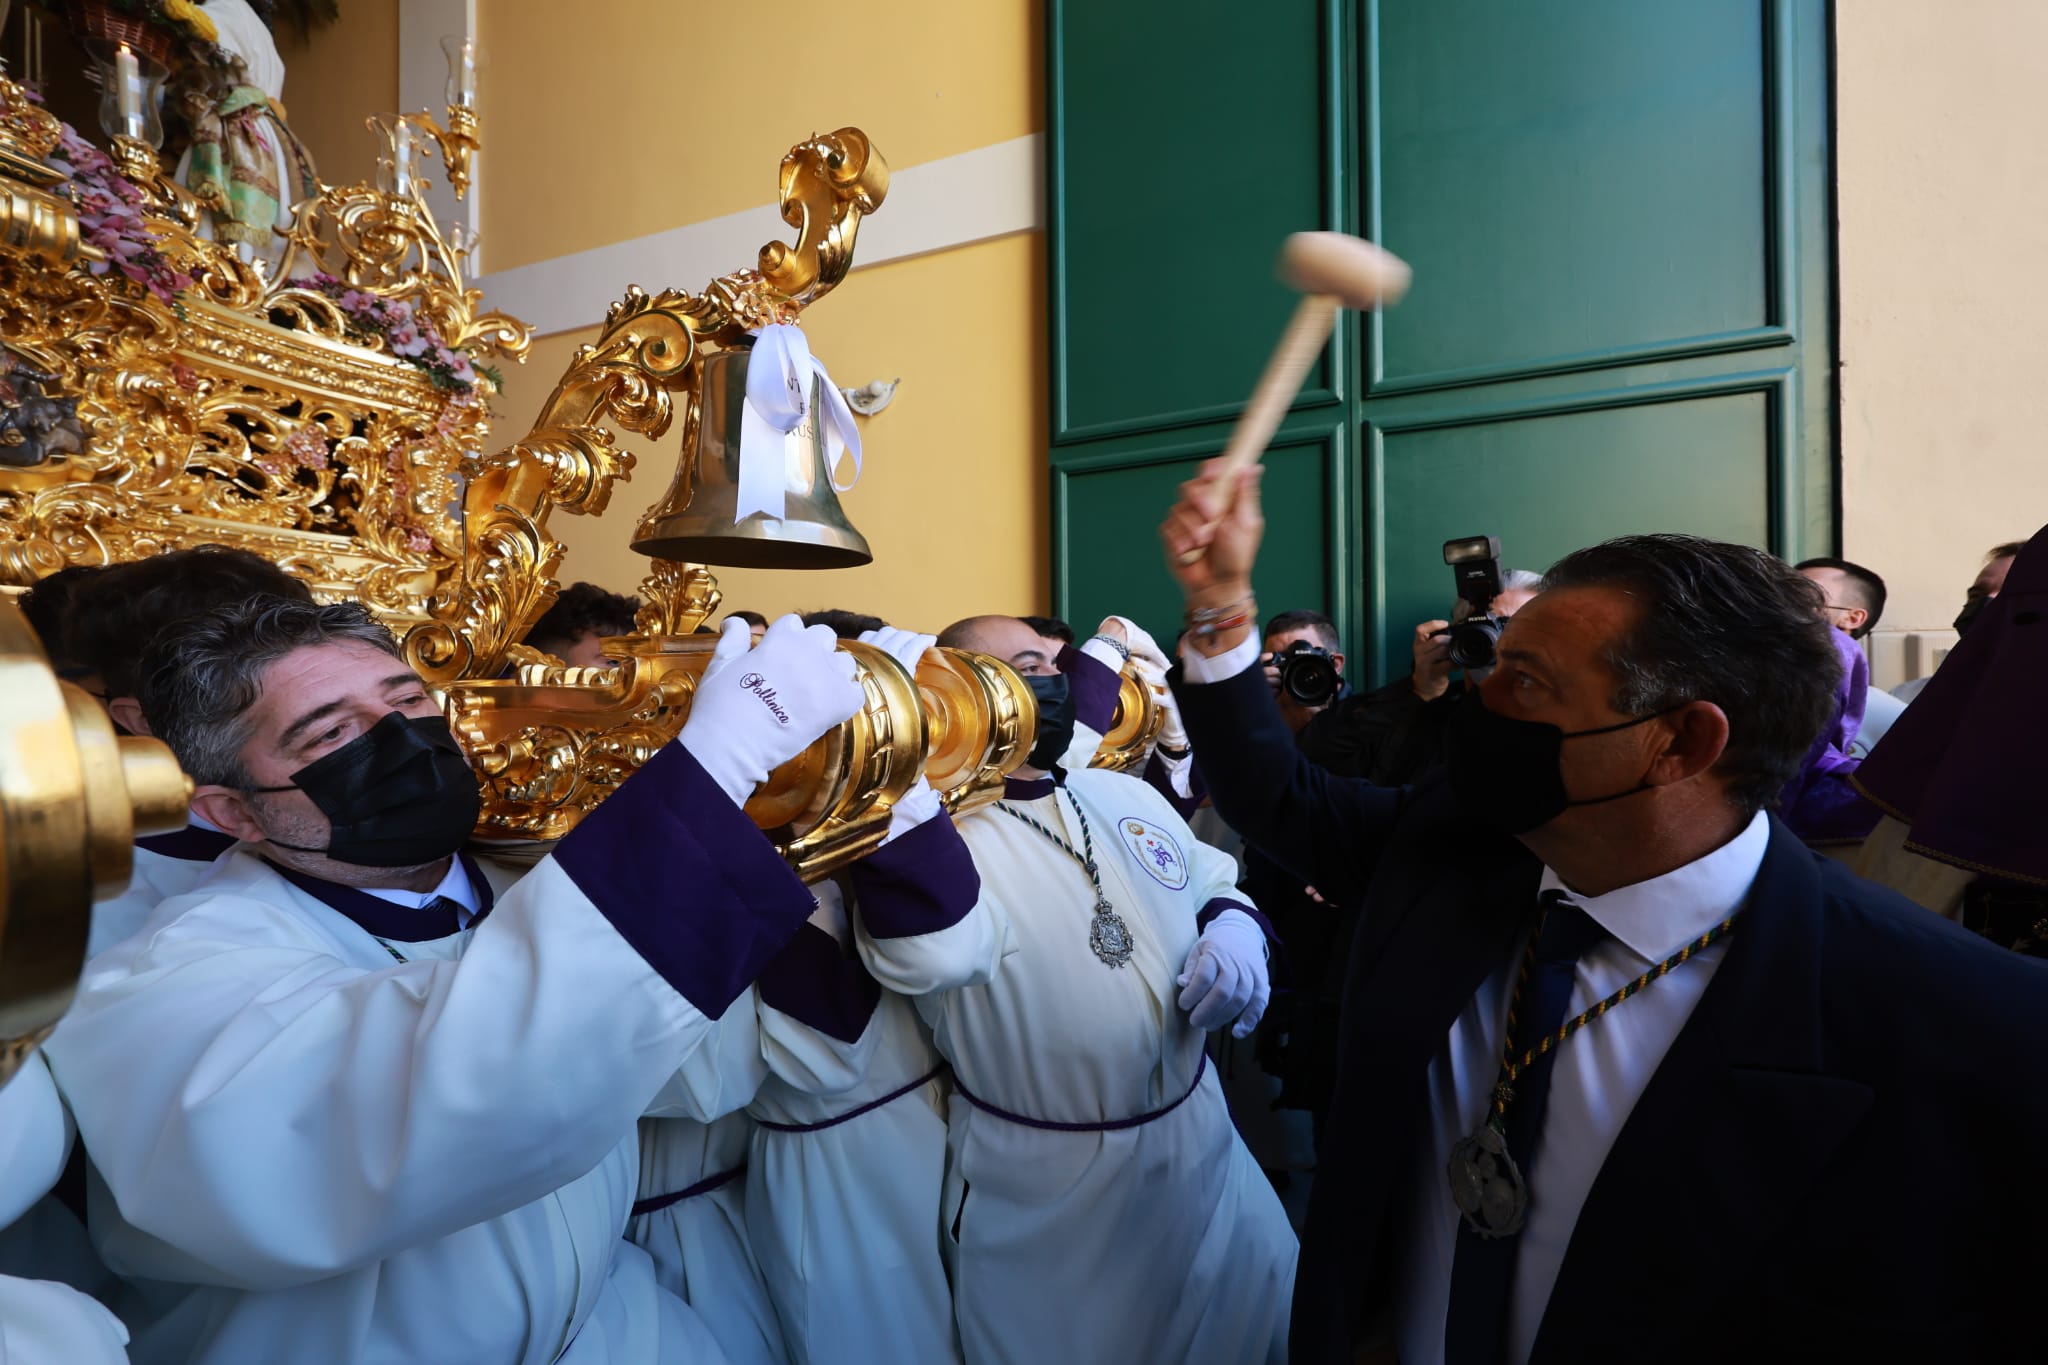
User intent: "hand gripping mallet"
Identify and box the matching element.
[1178,232,1411,564]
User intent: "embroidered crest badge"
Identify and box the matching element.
[1117,817,1190,891]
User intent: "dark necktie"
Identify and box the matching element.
[1443,889,1607,1365]
[423,896,475,935]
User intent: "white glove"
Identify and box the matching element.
[858,626,946,840]
[1175,908,1270,1038]
[681,614,863,806]
[1132,654,1189,754]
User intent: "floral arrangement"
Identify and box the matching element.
[49,124,195,308]
[301,272,500,393]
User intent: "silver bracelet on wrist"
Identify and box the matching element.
[1089,633,1131,663]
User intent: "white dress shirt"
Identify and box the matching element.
[1178,630,1769,1363]
[361,854,485,926]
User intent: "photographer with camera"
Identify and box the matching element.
[1261,611,1349,734]
[1300,545,1542,788]
[1160,459,2048,1365]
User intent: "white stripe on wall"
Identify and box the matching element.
[477,133,1046,339]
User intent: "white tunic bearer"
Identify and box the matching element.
[748,812,1000,1365]
[45,743,816,1365]
[86,823,235,958]
[929,767,1298,1365]
[629,994,788,1365]
[0,1054,128,1365]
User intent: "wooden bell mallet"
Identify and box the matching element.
[1179,232,1412,563]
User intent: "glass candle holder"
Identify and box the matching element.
[91,40,165,148]
[440,35,480,109]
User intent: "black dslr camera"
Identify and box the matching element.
[1275,642,1343,708]
[1442,535,1507,669]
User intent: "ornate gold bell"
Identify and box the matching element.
[630,345,873,570]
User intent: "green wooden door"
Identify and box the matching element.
[1048,0,1834,684]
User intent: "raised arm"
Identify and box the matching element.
[1161,459,1405,906]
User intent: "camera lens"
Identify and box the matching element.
[1279,652,1341,708]
[1444,617,1503,670]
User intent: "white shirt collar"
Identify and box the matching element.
[1538,809,1769,962]
[359,856,480,915]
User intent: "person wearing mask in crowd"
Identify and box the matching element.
[1161,460,2048,1364]
[913,613,1296,1365]
[741,616,997,1365]
[1851,523,2048,949]
[52,547,318,958]
[45,599,863,1364]
[1298,570,1542,788]
[1891,539,2023,704]
[1796,557,1900,756]
[725,608,770,645]
[522,581,641,667]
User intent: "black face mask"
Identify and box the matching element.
[1953,594,1990,637]
[1442,690,1676,837]
[253,712,480,867]
[1024,673,1076,771]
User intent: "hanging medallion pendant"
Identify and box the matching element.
[1088,900,1135,968]
[1447,1123,1529,1238]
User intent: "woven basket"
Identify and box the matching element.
[67,2,178,69]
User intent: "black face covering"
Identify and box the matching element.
[1023,673,1076,771]
[253,712,480,867]
[1953,594,1990,637]
[1442,690,1676,836]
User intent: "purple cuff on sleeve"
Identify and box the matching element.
[1197,896,1291,991]
[554,741,816,1019]
[846,811,982,940]
[1142,750,1206,822]
[1057,643,1123,735]
[756,921,882,1045]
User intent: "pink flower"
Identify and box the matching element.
[404,528,434,553]
[387,325,428,358]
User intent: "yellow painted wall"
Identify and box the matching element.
[477,0,1043,272]
[1836,0,2048,684]
[275,0,400,193]
[492,231,1049,633]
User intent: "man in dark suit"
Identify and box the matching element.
[1159,461,2048,1364]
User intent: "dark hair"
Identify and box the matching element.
[18,563,111,672]
[1263,608,1340,652]
[1793,557,1888,638]
[1988,541,2027,562]
[801,608,886,640]
[1542,534,1840,815]
[66,546,315,697]
[1021,615,1076,645]
[726,610,769,629]
[138,598,402,788]
[525,582,640,653]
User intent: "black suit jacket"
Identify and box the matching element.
[1175,661,2048,1363]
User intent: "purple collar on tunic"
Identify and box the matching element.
[264,853,496,942]
[1854,523,2048,885]
[136,823,237,863]
[1002,768,1066,802]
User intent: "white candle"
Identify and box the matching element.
[114,43,143,140]
[390,126,412,196]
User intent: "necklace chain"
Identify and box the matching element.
[1486,903,1737,1128]
[995,791,1105,901]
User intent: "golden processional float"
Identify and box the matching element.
[0,17,1160,1074]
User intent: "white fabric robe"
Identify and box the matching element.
[87,825,235,959]
[929,768,1298,1365]
[746,814,1000,1365]
[629,994,788,1365]
[45,742,815,1365]
[0,1054,128,1365]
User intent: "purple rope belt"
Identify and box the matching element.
[952,1053,1209,1133]
[629,1162,745,1219]
[753,1063,949,1135]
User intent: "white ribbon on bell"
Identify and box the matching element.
[734,323,865,523]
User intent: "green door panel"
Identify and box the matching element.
[1370,381,1777,680]
[1048,0,1350,441]
[1370,0,1776,390]
[1048,0,1833,686]
[1056,423,1348,646]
